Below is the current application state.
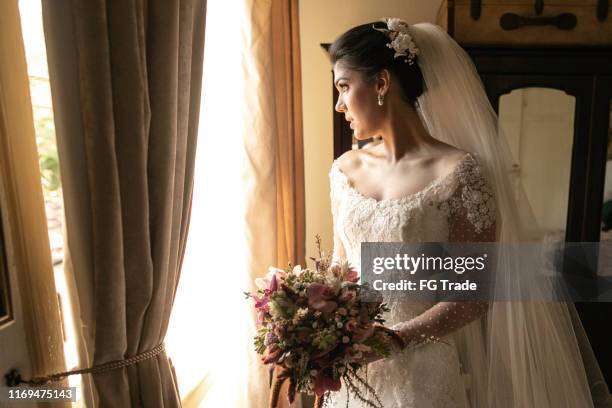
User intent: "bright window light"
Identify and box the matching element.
[166,1,254,406]
[18,0,82,405]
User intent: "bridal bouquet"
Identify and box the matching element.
[246,236,404,408]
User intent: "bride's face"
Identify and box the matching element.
[333,62,383,140]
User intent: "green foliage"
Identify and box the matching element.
[363,331,393,358]
[254,328,267,354]
[34,112,61,194]
[311,327,338,350]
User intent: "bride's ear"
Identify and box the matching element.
[374,69,391,96]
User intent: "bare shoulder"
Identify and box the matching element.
[438,147,471,172]
[335,148,365,175]
[335,144,471,179]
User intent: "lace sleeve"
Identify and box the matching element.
[391,157,497,348]
[447,157,497,240]
[330,163,347,264]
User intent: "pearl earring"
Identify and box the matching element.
[377,94,384,106]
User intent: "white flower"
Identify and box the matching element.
[374,17,419,65]
[388,32,419,62]
[254,277,268,290]
[292,265,303,276]
[386,18,410,33]
[342,336,350,343]
[295,307,308,321]
[256,266,287,290]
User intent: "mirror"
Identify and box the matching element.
[498,88,576,240]
[603,100,612,241]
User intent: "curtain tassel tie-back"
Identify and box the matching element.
[4,343,166,386]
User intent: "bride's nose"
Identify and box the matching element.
[335,97,346,113]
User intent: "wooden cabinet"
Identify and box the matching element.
[437,0,612,45]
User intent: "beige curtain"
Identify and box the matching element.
[243,0,305,406]
[271,0,306,269]
[41,0,207,406]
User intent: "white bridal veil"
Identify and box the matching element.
[407,22,610,407]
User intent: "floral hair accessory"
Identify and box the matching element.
[373,18,419,65]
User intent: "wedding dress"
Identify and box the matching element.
[329,151,496,407]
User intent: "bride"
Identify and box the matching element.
[326,19,609,407]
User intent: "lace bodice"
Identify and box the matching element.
[328,152,497,407]
[330,152,496,271]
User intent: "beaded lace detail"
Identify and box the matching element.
[328,152,497,407]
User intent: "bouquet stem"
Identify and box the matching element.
[269,376,285,408]
[314,394,325,408]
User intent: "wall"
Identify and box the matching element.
[299,0,443,260]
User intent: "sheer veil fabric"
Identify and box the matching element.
[406,23,610,407]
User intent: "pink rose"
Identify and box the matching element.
[339,289,356,302]
[345,268,359,283]
[306,283,338,313]
[345,318,358,332]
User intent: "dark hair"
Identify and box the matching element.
[329,21,424,106]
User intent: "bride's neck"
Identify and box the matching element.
[378,104,438,163]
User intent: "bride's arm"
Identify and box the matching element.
[332,223,347,264]
[330,163,347,264]
[393,166,498,348]
[332,234,346,264]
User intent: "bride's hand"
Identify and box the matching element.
[360,325,406,364]
[390,321,418,348]
[375,324,407,351]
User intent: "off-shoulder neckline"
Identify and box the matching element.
[331,152,475,205]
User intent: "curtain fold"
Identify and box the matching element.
[244,0,305,406]
[42,0,207,406]
[270,0,306,269]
